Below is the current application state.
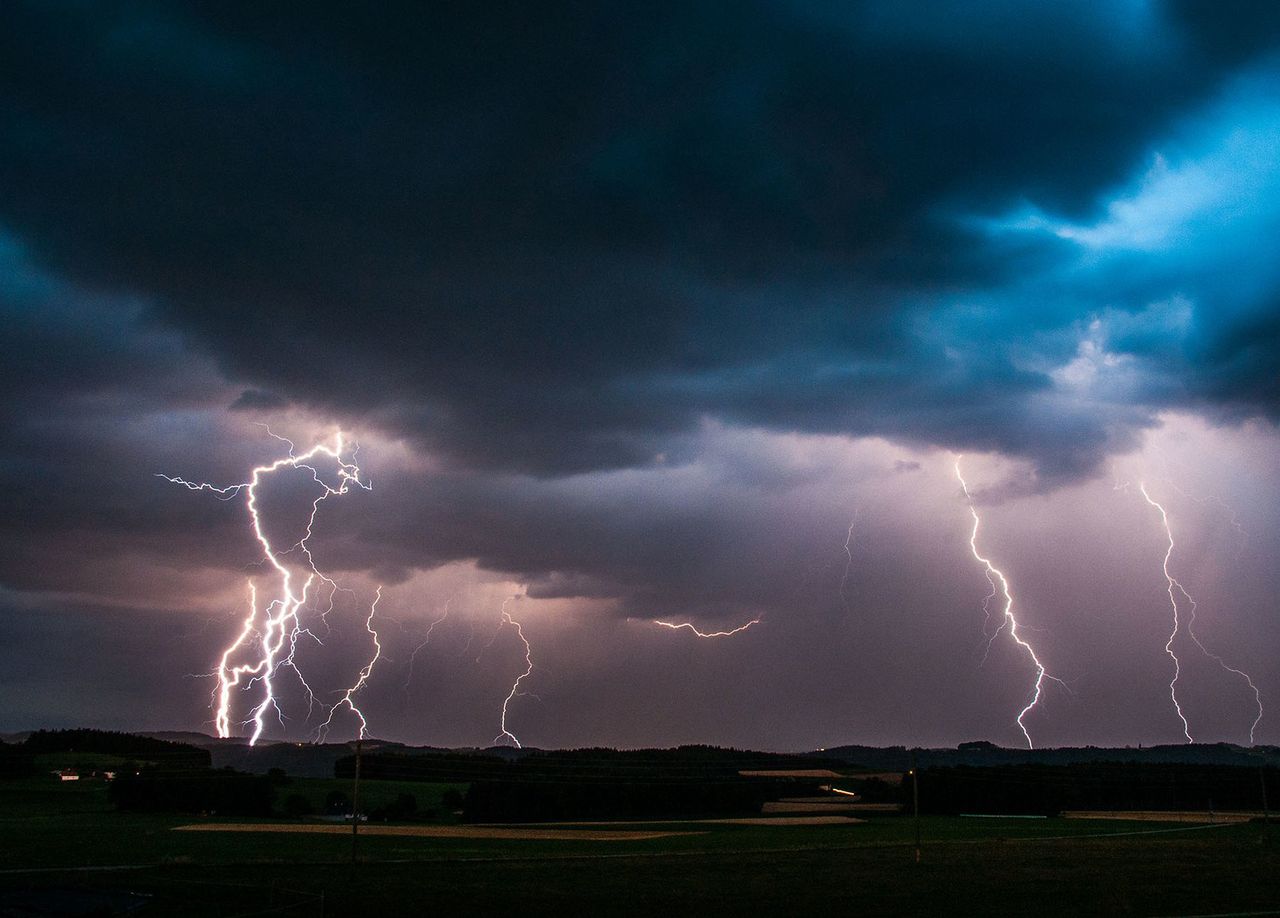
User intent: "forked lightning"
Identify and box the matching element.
[161,431,381,745]
[1140,483,1262,744]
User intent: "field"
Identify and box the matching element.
[3,777,1279,916]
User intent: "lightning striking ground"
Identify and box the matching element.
[652,618,762,638]
[160,431,381,745]
[317,586,384,742]
[493,598,535,748]
[955,457,1056,749]
[1140,483,1263,744]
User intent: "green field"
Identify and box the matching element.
[3,778,1278,916]
[273,776,466,820]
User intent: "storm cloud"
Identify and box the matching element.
[3,2,1279,748]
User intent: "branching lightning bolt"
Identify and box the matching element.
[955,457,1058,749]
[651,618,762,638]
[493,598,535,748]
[160,431,381,745]
[317,586,383,742]
[1140,483,1263,744]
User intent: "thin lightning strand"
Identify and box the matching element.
[839,507,860,614]
[955,457,1055,749]
[976,564,1005,664]
[1158,479,1248,543]
[318,587,384,742]
[403,599,453,697]
[279,618,325,721]
[458,615,480,660]
[160,432,377,745]
[1139,483,1193,742]
[1140,483,1263,744]
[652,618,762,638]
[1146,476,1249,561]
[493,598,534,748]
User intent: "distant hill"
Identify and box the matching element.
[339,745,845,822]
[200,740,554,776]
[21,729,211,770]
[912,761,1280,816]
[137,731,221,747]
[9,726,1276,778]
[135,734,530,776]
[341,744,849,783]
[807,742,1280,770]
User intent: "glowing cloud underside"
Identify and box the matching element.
[955,457,1057,749]
[160,431,381,746]
[1140,483,1263,744]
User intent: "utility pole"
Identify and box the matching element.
[1260,758,1271,846]
[911,749,921,863]
[351,738,363,865]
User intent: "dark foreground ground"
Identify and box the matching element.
[4,778,1279,917]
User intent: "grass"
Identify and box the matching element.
[2,778,1278,916]
[276,776,466,819]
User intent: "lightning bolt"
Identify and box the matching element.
[317,586,383,742]
[493,598,535,748]
[1140,484,1194,742]
[839,507,860,614]
[160,431,380,745]
[955,457,1057,749]
[652,618,762,638]
[402,598,452,698]
[1140,483,1263,744]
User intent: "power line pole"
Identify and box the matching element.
[1260,757,1271,846]
[911,749,921,863]
[351,738,363,865]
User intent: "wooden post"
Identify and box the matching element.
[911,750,921,863]
[351,738,363,865]
[1261,761,1271,845]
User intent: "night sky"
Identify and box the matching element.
[3,2,1280,750]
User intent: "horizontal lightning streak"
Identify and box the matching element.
[652,618,761,638]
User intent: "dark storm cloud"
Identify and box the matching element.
[3,1,1280,484]
[229,389,289,412]
[4,3,1280,748]
[0,230,258,587]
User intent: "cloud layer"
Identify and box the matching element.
[2,2,1279,747]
